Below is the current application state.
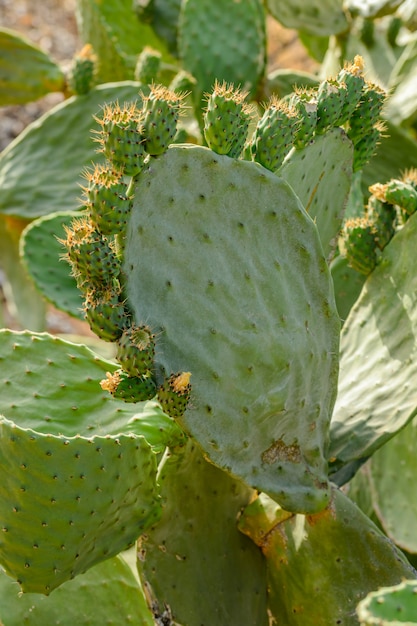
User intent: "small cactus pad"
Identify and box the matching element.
[329,211,417,477]
[137,440,268,625]
[357,579,417,625]
[238,487,416,625]
[0,418,160,594]
[0,555,154,625]
[125,144,340,514]
[339,216,378,275]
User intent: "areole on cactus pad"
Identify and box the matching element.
[124,144,340,514]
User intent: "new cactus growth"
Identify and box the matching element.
[250,97,299,171]
[100,369,156,403]
[339,217,378,275]
[94,102,147,176]
[141,84,185,155]
[203,81,253,157]
[67,44,97,96]
[157,371,192,419]
[116,324,156,378]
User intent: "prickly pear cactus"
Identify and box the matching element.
[124,143,340,514]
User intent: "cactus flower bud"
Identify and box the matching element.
[141,85,185,156]
[67,44,97,95]
[251,97,299,171]
[203,81,253,158]
[100,369,156,403]
[157,372,192,419]
[339,217,378,275]
[116,324,156,377]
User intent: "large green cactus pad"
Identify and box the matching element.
[329,211,417,478]
[239,487,417,625]
[0,417,160,594]
[20,212,84,319]
[0,554,154,625]
[266,0,348,36]
[125,144,340,513]
[279,127,354,259]
[0,329,193,593]
[137,440,268,625]
[178,0,266,106]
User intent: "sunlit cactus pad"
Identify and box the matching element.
[0,330,162,594]
[125,144,340,513]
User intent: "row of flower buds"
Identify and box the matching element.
[60,85,192,417]
[202,56,386,173]
[339,169,417,275]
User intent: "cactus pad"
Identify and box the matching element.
[357,579,417,625]
[137,440,268,625]
[0,419,160,594]
[20,212,84,319]
[125,144,340,513]
[329,211,417,477]
[0,555,154,625]
[178,0,266,107]
[239,487,416,625]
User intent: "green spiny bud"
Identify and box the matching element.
[83,287,127,342]
[82,163,132,237]
[348,82,386,144]
[141,85,185,156]
[169,70,197,95]
[289,89,318,149]
[94,101,147,176]
[100,369,156,403]
[116,324,155,377]
[251,97,299,171]
[401,168,417,192]
[67,44,97,95]
[339,217,378,275]
[59,216,121,292]
[203,81,253,157]
[316,78,347,133]
[352,123,384,172]
[366,193,397,250]
[134,46,162,84]
[385,179,417,218]
[337,55,366,124]
[157,372,192,419]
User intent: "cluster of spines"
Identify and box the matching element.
[339,169,417,275]
[199,55,386,173]
[60,85,192,415]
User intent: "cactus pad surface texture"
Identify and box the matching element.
[125,143,340,514]
[0,330,162,594]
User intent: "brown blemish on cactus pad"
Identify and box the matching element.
[262,439,301,465]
